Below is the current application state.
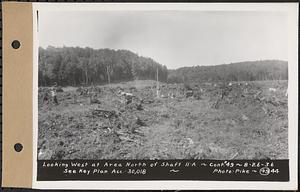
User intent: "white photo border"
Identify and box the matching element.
[32,3,298,190]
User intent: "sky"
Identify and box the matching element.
[39,11,288,69]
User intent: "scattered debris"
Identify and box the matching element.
[56,86,64,92]
[185,90,194,98]
[229,152,239,160]
[90,97,101,104]
[186,138,194,146]
[38,80,288,160]
[241,114,249,121]
[92,109,118,118]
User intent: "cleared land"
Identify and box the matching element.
[38,80,288,160]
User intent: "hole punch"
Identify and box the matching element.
[11,40,21,49]
[14,143,23,152]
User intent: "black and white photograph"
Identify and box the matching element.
[37,9,290,160]
[32,3,298,189]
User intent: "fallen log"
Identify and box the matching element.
[92,109,118,118]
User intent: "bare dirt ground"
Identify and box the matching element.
[38,80,288,160]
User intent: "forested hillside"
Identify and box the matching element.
[39,46,288,87]
[38,46,168,86]
[167,60,288,84]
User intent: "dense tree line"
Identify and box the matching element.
[167,60,288,84]
[38,46,168,86]
[39,47,287,87]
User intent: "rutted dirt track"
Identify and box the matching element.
[38,80,288,160]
